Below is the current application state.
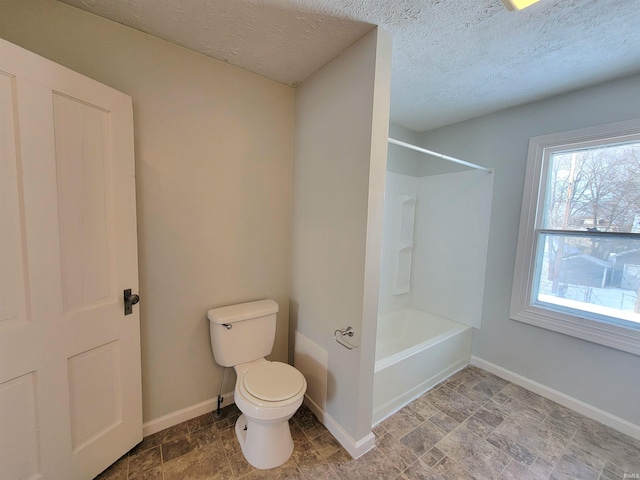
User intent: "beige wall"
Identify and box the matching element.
[291,27,391,450]
[0,0,295,422]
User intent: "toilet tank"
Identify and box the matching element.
[207,299,279,367]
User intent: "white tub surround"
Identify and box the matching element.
[379,169,493,329]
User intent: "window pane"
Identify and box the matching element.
[534,232,640,325]
[542,143,640,232]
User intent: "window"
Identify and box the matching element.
[511,119,640,355]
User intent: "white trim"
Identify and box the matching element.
[470,356,640,441]
[510,118,640,356]
[142,391,235,437]
[303,394,376,459]
[142,390,378,459]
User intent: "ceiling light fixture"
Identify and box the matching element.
[501,0,540,10]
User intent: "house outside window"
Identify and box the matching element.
[511,119,640,355]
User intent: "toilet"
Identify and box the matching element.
[207,299,307,469]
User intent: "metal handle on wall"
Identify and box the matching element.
[334,326,359,350]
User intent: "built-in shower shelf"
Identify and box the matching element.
[399,196,416,244]
[394,246,413,295]
[394,195,416,296]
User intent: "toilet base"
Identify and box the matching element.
[235,414,294,469]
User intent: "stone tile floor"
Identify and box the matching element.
[96,366,640,479]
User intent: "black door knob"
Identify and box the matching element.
[124,289,140,315]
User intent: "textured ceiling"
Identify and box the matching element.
[59,0,640,131]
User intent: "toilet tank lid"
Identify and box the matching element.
[207,299,279,324]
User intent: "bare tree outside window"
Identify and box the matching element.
[544,144,640,232]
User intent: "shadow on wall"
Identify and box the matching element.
[289,300,299,364]
[290,300,331,413]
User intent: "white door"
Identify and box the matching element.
[0,39,142,480]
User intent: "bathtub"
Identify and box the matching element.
[372,307,472,425]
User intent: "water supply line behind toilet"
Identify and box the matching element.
[213,366,226,420]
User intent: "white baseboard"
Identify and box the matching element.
[471,356,640,441]
[142,390,235,437]
[303,394,376,459]
[142,389,377,459]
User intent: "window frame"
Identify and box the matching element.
[510,118,640,356]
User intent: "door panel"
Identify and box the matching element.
[53,92,113,313]
[0,373,39,480]
[68,341,122,452]
[0,38,141,480]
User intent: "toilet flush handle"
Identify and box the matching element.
[222,323,232,330]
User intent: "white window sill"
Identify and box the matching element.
[511,303,640,356]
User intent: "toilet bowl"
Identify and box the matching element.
[207,300,308,469]
[232,358,306,469]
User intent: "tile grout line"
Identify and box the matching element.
[498,457,515,479]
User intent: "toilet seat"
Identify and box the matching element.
[237,361,306,408]
[243,362,305,402]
